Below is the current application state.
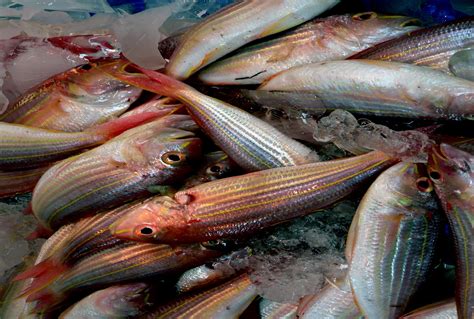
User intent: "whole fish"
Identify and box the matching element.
[59,283,150,319]
[348,162,441,318]
[100,60,319,171]
[166,0,340,80]
[0,112,158,170]
[182,151,240,189]
[110,150,394,243]
[349,17,474,74]
[31,114,202,230]
[146,274,257,318]
[260,299,298,319]
[400,299,457,318]
[20,242,221,313]
[198,13,420,85]
[297,277,361,319]
[0,59,141,132]
[0,166,49,199]
[258,60,474,119]
[428,144,474,319]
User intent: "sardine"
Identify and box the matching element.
[110,151,394,243]
[166,0,340,80]
[146,274,257,318]
[1,59,142,132]
[198,13,420,85]
[100,60,319,171]
[349,17,474,74]
[258,60,474,119]
[428,144,474,319]
[0,112,157,170]
[260,299,298,319]
[348,163,441,318]
[400,299,457,318]
[297,277,361,319]
[59,283,150,319]
[0,166,49,199]
[31,114,202,230]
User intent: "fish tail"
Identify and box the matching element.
[26,224,54,240]
[23,202,33,215]
[87,111,161,140]
[14,258,59,282]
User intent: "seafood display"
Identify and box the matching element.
[0,1,473,319]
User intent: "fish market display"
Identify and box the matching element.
[111,151,393,243]
[258,60,474,119]
[166,0,340,79]
[348,162,441,318]
[1,58,142,132]
[199,13,420,85]
[32,114,201,229]
[1,1,473,318]
[349,17,474,74]
[428,144,474,319]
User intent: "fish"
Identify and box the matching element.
[0,166,50,199]
[297,277,361,319]
[110,150,394,243]
[449,48,474,81]
[260,299,298,319]
[0,59,142,132]
[145,274,257,318]
[31,114,202,230]
[99,60,319,171]
[165,0,340,80]
[58,283,150,319]
[0,112,158,170]
[428,144,474,319]
[349,17,474,74]
[175,248,250,294]
[348,162,442,318]
[198,13,420,85]
[400,299,457,318]
[182,151,240,189]
[258,60,474,119]
[20,242,221,313]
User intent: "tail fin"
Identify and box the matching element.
[26,224,53,240]
[14,259,57,281]
[88,111,161,140]
[98,60,189,99]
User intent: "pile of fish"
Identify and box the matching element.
[0,0,473,318]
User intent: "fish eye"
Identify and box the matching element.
[135,225,156,237]
[79,64,93,71]
[416,177,433,192]
[353,12,377,21]
[206,164,223,175]
[162,152,186,165]
[428,170,441,181]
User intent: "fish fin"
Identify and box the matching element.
[23,202,33,215]
[17,262,67,302]
[88,111,161,139]
[14,259,57,281]
[26,290,58,313]
[26,225,53,240]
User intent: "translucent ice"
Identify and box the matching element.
[313,110,434,162]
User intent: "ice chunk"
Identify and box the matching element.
[313,110,434,162]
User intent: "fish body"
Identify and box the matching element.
[147,274,257,318]
[400,299,457,318]
[59,283,149,319]
[31,114,201,230]
[348,163,441,318]
[258,60,474,119]
[100,61,319,171]
[260,299,298,319]
[428,144,474,319]
[0,166,49,199]
[350,17,474,73]
[1,59,141,132]
[111,151,394,243]
[199,13,420,85]
[166,0,340,79]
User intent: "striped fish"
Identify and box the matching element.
[165,0,340,80]
[400,299,457,318]
[428,144,474,319]
[0,166,49,199]
[260,299,297,319]
[99,60,319,172]
[348,162,442,318]
[147,274,257,318]
[110,150,395,243]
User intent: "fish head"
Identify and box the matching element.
[428,143,473,196]
[350,12,421,38]
[111,196,187,243]
[184,151,239,188]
